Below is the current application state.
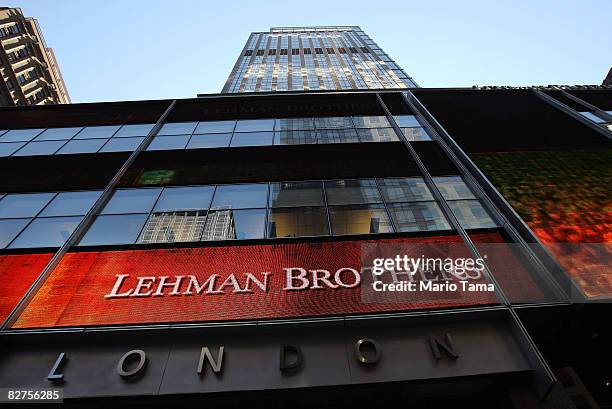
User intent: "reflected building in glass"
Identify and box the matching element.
[222,26,416,93]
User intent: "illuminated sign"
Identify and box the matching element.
[0,253,53,323]
[13,236,507,329]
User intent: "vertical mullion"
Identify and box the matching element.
[320,179,333,236]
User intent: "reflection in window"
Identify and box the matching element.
[268,207,328,237]
[194,120,236,134]
[211,184,268,209]
[274,130,317,145]
[329,204,393,235]
[0,129,44,142]
[40,190,102,217]
[139,211,206,243]
[0,218,30,248]
[234,119,275,132]
[324,179,382,205]
[0,142,26,156]
[394,115,420,127]
[352,116,391,128]
[56,138,107,154]
[230,131,274,147]
[187,133,231,149]
[401,127,432,141]
[158,122,197,136]
[433,176,477,200]
[99,137,144,152]
[269,181,324,207]
[153,186,214,212]
[202,208,265,240]
[13,140,65,156]
[114,124,154,137]
[34,127,82,141]
[314,117,353,129]
[147,135,190,150]
[9,216,83,248]
[387,202,451,232]
[0,192,55,218]
[276,118,315,131]
[79,214,148,246]
[75,126,120,139]
[316,128,359,144]
[357,128,398,142]
[101,188,162,214]
[578,111,605,124]
[448,200,498,229]
[377,177,434,202]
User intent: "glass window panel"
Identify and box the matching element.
[78,214,148,246]
[267,206,329,238]
[394,115,420,127]
[194,120,236,134]
[0,192,55,218]
[0,218,30,248]
[158,122,198,136]
[9,216,83,248]
[377,177,434,202]
[448,200,498,229]
[324,179,382,205]
[234,119,275,132]
[202,208,266,240]
[99,137,144,152]
[352,116,391,128]
[276,117,315,131]
[138,211,207,243]
[113,123,155,137]
[13,140,65,156]
[402,127,432,141]
[579,111,605,124]
[0,142,26,156]
[34,127,82,141]
[154,186,214,212]
[211,184,268,210]
[40,190,103,217]
[314,116,354,129]
[329,204,393,235]
[316,128,359,144]
[146,135,190,151]
[101,188,162,214]
[273,130,317,145]
[388,202,452,232]
[357,128,398,142]
[433,176,477,200]
[269,181,324,207]
[230,131,274,147]
[0,129,45,142]
[186,133,231,149]
[56,138,107,154]
[74,125,120,139]
[0,130,6,136]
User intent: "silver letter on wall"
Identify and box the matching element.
[117,349,147,377]
[429,333,459,361]
[48,352,67,381]
[197,346,224,376]
[280,344,303,372]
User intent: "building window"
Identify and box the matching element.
[329,204,393,235]
[268,206,328,237]
[377,177,434,203]
[269,181,325,207]
[268,49,276,56]
[139,211,207,243]
[324,179,382,205]
[211,184,269,210]
[101,188,162,215]
[244,50,253,56]
[387,202,451,232]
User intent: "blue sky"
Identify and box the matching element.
[7,0,611,103]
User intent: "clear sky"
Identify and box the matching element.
[7,0,611,103]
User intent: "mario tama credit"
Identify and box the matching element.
[370,254,495,293]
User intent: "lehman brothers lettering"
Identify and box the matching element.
[11,234,545,329]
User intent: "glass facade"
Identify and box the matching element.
[223,26,417,93]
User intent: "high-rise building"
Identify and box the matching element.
[0,7,70,106]
[222,26,416,93]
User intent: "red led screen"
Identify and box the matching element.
[0,253,53,323]
[12,235,539,329]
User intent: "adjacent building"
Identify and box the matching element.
[222,26,416,93]
[0,7,70,106]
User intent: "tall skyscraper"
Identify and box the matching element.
[0,7,70,106]
[222,26,416,93]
